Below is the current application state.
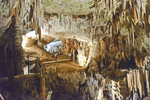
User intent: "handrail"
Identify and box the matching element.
[42,59,72,65]
[23,55,38,58]
[0,73,40,83]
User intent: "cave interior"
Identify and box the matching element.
[0,0,150,100]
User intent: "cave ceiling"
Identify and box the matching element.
[0,0,150,56]
[43,0,94,15]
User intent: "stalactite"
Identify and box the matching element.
[127,69,150,99]
[95,0,99,14]
[101,0,105,9]
[113,0,116,14]
[112,15,117,36]
[66,16,69,30]
[141,0,146,18]
[10,0,13,8]
[59,14,61,23]
[57,18,59,30]
[131,24,135,46]
[110,0,112,12]
[69,17,71,31]
[129,0,132,7]
[106,0,109,13]
[64,16,66,30]
[35,0,41,40]
[29,5,33,21]
[123,0,126,10]
[136,0,141,21]
[133,6,138,25]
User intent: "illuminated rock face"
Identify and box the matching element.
[127,69,150,99]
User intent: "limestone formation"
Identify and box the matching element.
[0,0,150,100]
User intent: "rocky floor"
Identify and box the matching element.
[42,59,150,100]
[44,61,85,100]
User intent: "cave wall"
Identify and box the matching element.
[62,39,91,66]
[0,75,41,100]
[0,17,23,78]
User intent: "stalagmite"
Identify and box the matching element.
[73,50,75,62]
[131,25,135,46]
[127,71,133,93]
[146,70,150,94]
[141,70,146,96]
[133,70,137,91]
[111,80,123,100]
[127,69,150,99]
[137,70,142,98]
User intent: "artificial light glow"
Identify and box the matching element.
[41,26,49,35]
[21,30,38,48]
[25,30,37,38]
[21,35,28,48]
[23,66,28,75]
[78,55,87,66]
[44,40,63,53]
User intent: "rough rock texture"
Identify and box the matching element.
[0,75,41,100]
[0,0,150,100]
[0,17,23,78]
[45,65,107,100]
[45,62,86,100]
